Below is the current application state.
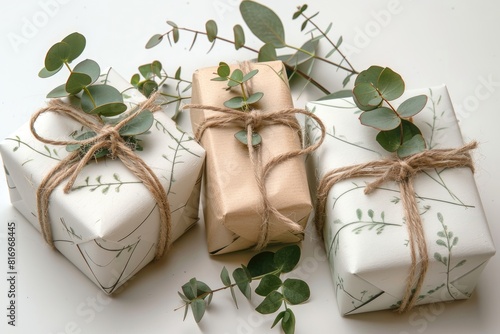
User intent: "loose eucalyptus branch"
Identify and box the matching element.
[39,32,154,157]
[353,66,428,157]
[146,1,358,95]
[177,245,310,334]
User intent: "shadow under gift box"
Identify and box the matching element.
[305,85,495,315]
[0,69,206,294]
[189,61,312,255]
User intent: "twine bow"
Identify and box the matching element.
[186,103,326,250]
[30,94,171,260]
[315,141,477,312]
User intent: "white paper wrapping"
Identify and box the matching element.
[306,85,495,315]
[0,70,205,294]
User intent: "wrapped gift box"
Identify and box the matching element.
[306,85,495,315]
[189,61,312,254]
[0,69,205,294]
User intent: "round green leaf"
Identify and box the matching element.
[234,130,262,146]
[233,24,245,50]
[38,66,62,78]
[377,67,404,101]
[205,20,218,42]
[217,62,230,78]
[400,119,423,142]
[353,82,382,108]
[151,60,162,78]
[397,94,428,118]
[255,291,283,314]
[246,92,264,105]
[61,32,86,63]
[44,42,70,71]
[359,107,401,131]
[354,65,384,86]
[145,34,163,49]
[376,129,401,152]
[130,73,140,87]
[73,59,100,84]
[397,134,426,157]
[258,43,277,62]
[138,80,158,98]
[224,96,246,109]
[229,69,244,86]
[65,72,92,94]
[255,275,282,297]
[190,298,206,323]
[242,69,259,82]
[119,110,154,136]
[247,251,277,276]
[282,278,310,305]
[81,84,125,115]
[46,83,69,98]
[274,244,301,273]
[240,1,286,48]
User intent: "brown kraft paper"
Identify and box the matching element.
[190,61,312,254]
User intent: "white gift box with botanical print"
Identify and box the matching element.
[306,85,495,315]
[0,69,205,294]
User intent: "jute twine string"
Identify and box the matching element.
[315,141,477,312]
[29,93,172,260]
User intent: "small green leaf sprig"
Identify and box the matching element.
[353,66,428,157]
[177,245,310,334]
[211,61,264,146]
[39,32,154,158]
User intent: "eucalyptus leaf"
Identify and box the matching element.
[377,67,405,101]
[317,89,353,101]
[376,129,401,152]
[229,69,244,85]
[220,267,231,286]
[397,95,428,118]
[151,60,162,78]
[354,65,384,86]
[242,69,259,82]
[234,130,262,146]
[240,1,286,48]
[190,298,206,323]
[73,59,100,84]
[81,84,126,116]
[146,34,163,49]
[397,134,426,157]
[139,80,158,98]
[45,41,70,71]
[139,63,153,79]
[47,83,70,98]
[246,92,264,105]
[255,275,282,296]
[274,244,300,273]
[224,96,245,109]
[352,82,381,109]
[255,291,283,314]
[206,20,218,42]
[282,279,310,305]
[233,268,252,300]
[281,309,296,334]
[280,38,318,66]
[38,65,62,78]
[130,73,140,87]
[61,32,86,63]
[258,43,277,62]
[66,131,96,152]
[65,72,92,94]
[247,251,277,276]
[119,110,154,136]
[233,24,245,50]
[359,107,401,131]
[271,311,286,329]
[217,62,230,77]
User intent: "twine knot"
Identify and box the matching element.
[315,141,477,312]
[30,93,171,260]
[246,110,264,129]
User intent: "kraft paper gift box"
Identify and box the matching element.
[189,61,313,254]
[306,85,495,315]
[0,69,205,294]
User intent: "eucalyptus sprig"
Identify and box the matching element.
[353,66,428,157]
[177,245,310,334]
[211,62,264,146]
[39,32,154,158]
[146,1,358,95]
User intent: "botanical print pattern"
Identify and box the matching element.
[306,86,494,314]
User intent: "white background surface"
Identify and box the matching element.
[0,1,498,333]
